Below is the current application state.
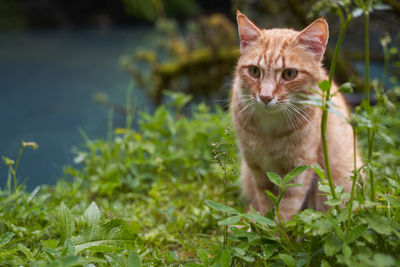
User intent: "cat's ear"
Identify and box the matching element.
[298,18,329,61]
[236,10,262,51]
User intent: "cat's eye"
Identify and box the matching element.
[248,65,261,78]
[282,69,298,80]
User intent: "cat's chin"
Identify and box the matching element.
[256,103,282,114]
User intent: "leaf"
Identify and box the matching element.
[128,251,142,267]
[58,202,74,243]
[218,215,241,226]
[324,199,341,206]
[0,232,15,246]
[324,234,343,257]
[311,164,325,179]
[383,195,400,207]
[204,200,239,214]
[241,213,276,226]
[282,166,309,184]
[75,240,134,253]
[219,249,232,267]
[372,254,395,267]
[265,190,277,204]
[318,80,331,92]
[278,254,296,267]
[197,248,209,265]
[267,172,281,186]
[346,224,367,244]
[17,243,35,261]
[365,213,392,235]
[325,215,345,241]
[83,202,102,240]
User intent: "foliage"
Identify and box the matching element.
[120,4,238,105]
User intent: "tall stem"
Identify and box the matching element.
[347,127,358,229]
[13,144,24,192]
[321,19,349,200]
[364,9,375,202]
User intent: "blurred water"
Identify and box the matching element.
[0,26,155,189]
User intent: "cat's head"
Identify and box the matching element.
[234,11,328,111]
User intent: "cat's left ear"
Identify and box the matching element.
[298,18,329,61]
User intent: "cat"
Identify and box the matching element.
[231,11,363,221]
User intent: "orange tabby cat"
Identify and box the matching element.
[231,11,362,221]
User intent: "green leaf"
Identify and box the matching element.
[372,254,395,267]
[204,200,239,214]
[17,243,35,261]
[197,248,209,265]
[241,213,276,226]
[324,234,343,257]
[365,213,392,235]
[0,232,15,246]
[318,80,331,92]
[83,201,102,240]
[282,166,309,184]
[219,249,232,267]
[218,215,240,226]
[311,164,325,179]
[128,251,142,267]
[324,199,341,206]
[278,254,296,267]
[41,239,58,249]
[326,215,345,241]
[58,202,74,243]
[346,224,367,244]
[267,172,281,186]
[265,190,277,203]
[383,195,400,207]
[284,183,303,187]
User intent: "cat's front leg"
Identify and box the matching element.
[277,168,314,221]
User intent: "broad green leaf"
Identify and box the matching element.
[41,239,58,249]
[324,234,343,257]
[241,213,276,226]
[128,251,142,267]
[204,200,239,214]
[218,215,240,226]
[267,172,281,186]
[219,249,232,267]
[318,80,331,92]
[383,195,400,207]
[75,240,134,253]
[48,255,85,267]
[282,166,309,184]
[17,243,35,261]
[265,190,277,205]
[58,202,74,243]
[278,254,296,267]
[105,254,125,267]
[346,224,367,244]
[326,215,345,241]
[365,213,392,235]
[324,199,341,206]
[83,201,102,240]
[0,232,14,246]
[372,254,395,267]
[62,240,75,257]
[311,164,325,179]
[197,248,209,265]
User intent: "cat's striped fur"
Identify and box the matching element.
[231,11,362,221]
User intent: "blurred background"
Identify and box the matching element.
[0,0,398,189]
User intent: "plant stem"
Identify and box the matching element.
[363,8,376,202]
[347,127,358,229]
[321,17,349,201]
[13,144,25,192]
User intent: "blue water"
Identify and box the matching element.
[0,27,155,189]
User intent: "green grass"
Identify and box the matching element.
[1,90,400,266]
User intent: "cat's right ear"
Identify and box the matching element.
[236,10,262,51]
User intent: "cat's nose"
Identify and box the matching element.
[259,95,273,104]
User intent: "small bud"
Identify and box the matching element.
[22,141,39,150]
